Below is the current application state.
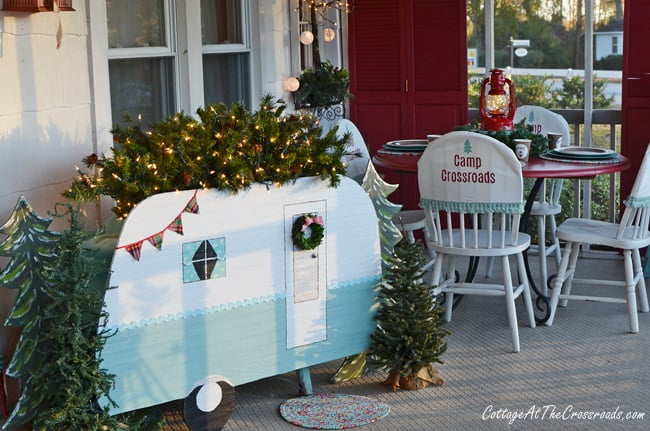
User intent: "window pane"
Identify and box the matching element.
[203,53,250,106]
[109,58,176,126]
[107,0,166,49]
[201,0,243,45]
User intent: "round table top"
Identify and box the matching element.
[372,150,631,179]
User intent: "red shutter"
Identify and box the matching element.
[621,0,650,199]
[348,0,467,209]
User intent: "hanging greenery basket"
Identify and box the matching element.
[293,61,350,110]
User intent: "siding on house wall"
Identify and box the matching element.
[0,3,93,224]
[0,4,95,358]
[0,0,299,361]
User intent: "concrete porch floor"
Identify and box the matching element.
[224,253,650,431]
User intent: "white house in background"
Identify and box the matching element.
[0,0,345,381]
[594,31,624,60]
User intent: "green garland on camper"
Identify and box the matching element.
[64,95,348,218]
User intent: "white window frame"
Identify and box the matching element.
[88,0,259,158]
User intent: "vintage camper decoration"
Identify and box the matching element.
[100,175,382,417]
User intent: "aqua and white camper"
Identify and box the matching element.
[100,176,381,423]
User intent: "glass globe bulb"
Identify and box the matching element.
[299,31,314,45]
[284,77,300,92]
[323,28,336,42]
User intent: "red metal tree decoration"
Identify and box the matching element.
[479,68,517,131]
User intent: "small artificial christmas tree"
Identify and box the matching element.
[367,239,449,391]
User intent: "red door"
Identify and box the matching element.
[348,0,468,208]
[621,0,650,199]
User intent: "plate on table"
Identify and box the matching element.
[384,139,429,152]
[550,146,617,159]
[539,152,623,164]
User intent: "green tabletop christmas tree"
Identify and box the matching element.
[368,240,449,391]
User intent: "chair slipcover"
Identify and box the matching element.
[418,131,524,216]
[514,105,571,146]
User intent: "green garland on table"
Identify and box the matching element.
[454,118,548,157]
[292,214,325,250]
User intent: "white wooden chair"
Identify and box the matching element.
[546,144,650,332]
[515,105,571,293]
[337,118,372,184]
[336,119,432,249]
[418,131,536,352]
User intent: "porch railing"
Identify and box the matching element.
[468,108,622,223]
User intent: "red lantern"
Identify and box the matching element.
[479,69,517,131]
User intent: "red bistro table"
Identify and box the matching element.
[372,149,631,322]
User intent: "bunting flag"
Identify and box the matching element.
[184,194,200,214]
[116,190,199,261]
[148,233,164,250]
[125,242,143,261]
[167,215,184,235]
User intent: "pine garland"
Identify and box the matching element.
[64,95,348,218]
[454,119,548,157]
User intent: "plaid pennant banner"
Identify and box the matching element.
[148,233,164,250]
[167,215,184,235]
[116,190,199,260]
[125,242,143,261]
[184,193,200,214]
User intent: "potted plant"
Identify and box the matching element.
[293,60,350,110]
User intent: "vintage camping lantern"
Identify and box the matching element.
[479,68,517,131]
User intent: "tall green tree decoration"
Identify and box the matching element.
[368,240,449,391]
[361,162,403,266]
[4,204,122,430]
[331,162,403,383]
[0,197,61,376]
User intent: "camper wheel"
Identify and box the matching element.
[183,376,235,430]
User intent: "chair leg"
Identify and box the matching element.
[549,215,562,268]
[501,255,520,353]
[516,252,536,329]
[632,248,650,313]
[536,214,548,295]
[623,250,640,333]
[485,256,494,278]
[546,241,579,326]
[557,242,581,308]
[431,254,453,323]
